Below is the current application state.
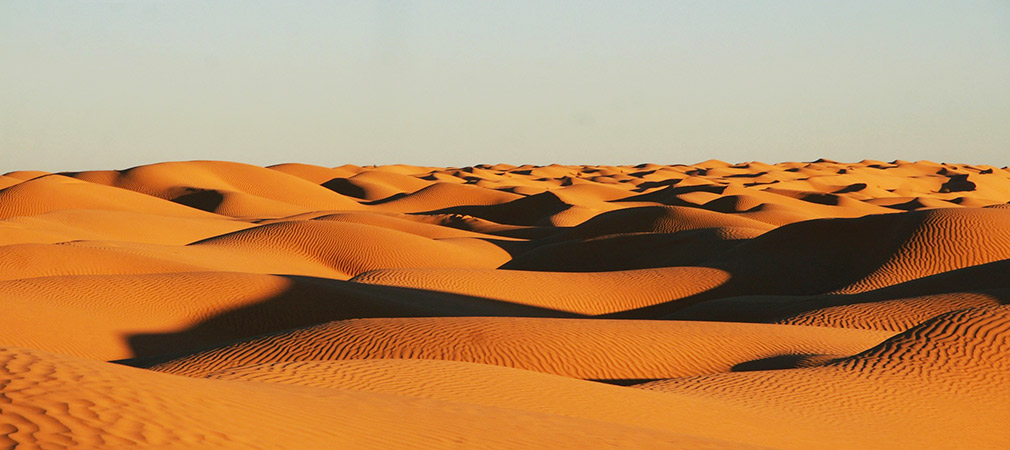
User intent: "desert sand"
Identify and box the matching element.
[1,159,1008,448]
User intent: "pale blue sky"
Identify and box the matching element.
[2,1,1008,171]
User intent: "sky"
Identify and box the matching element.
[2,1,1008,172]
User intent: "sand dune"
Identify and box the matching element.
[0,209,252,246]
[501,227,761,271]
[70,160,365,216]
[351,267,730,314]
[680,207,1010,300]
[559,204,774,239]
[193,220,512,277]
[0,174,221,220]
[322,169,433,201]
[0,271,586,361]
[144,317,892,379]
[669,259,1010,331]
[1,159,1008,448]
[371,181,523,212]
[637,307,1010,448]
[2,346,757,449]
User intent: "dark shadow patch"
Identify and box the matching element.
[619,183,727,204]
[834,183,866,194]
[172,188,225,212]
[587,378,664,387]
[663,261,1010,324]
[724,171,768,179]
[799,192,840,206]
[867,163,897,169]
[702,195,763,213]
[363,192,409,205]
[501,229,748,272]
[939,174,976,193]
[321,178,366,199]
[743,179,780,187]
[634,179,682,190]
[421,191,571,226]
[882,198,927,211]
[731,354,822,372]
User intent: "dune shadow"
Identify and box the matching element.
[602,283,741,320]
[320,178,366,199]
[419,191,572,227]
[659,260,1010,323]
[617,184,727,204]
[587,378,665,386]
[939,174,976,193]
[121,275,581,365]
[172,188,225,212]
[633,179,681,191]
[500,229,747,272]
[731,354,823,372]
[834,183,867,194]
[799,192,840,206]
[477,238,540,259]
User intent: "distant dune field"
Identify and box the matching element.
[1,159,1008,448]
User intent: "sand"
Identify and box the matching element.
[1,159,1008,448]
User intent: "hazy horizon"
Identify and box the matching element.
[3,1,1008,172]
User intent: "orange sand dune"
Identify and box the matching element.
[1,346,755,449]
[267,162,361,183]
[371,181,523,213]
[204,358,794,440]
[0,239,353,280]
[670,259,1010,331]
[312,211,519,240]
[1,159,1009,448]
[0,174,221,220]
[351,267,730,314]
[0,209,252,246]
[70,160,365,217]
[696,207,1010,297]
[638,307,1010,448]
[0,220,511,281]
[145,317,892,379]
[193,220,512,277]
[0,176,24,190]
[560,204,774,239]
[501,227,760,271]
[0,272,575,360]
[323,169,434,201]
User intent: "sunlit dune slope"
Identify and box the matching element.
[698,207,1010,296]
[0,346,754,449]
[145,317,892,379]
[0,175,220,220]
[200,357,851,448]
[193,220,511,276]
[0,272,579,360]
[638,306,1010,449]
[351,267,730,314]
[0,209,252,246]
[0,221,510,281]
[70,160,364,217]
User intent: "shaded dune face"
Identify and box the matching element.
[1,159,1009,448]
